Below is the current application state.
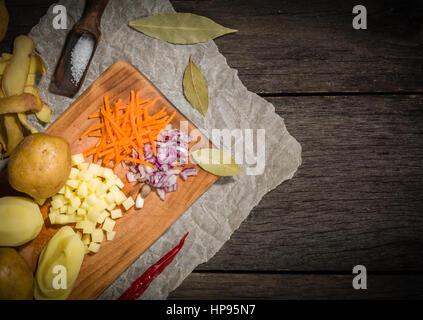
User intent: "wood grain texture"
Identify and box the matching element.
[7,61,217,299]
[1,0,423,300]
[190,95,423,272]
[168,272,423,299]
[173,0,423,94]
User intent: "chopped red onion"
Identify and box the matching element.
[126,171,136,183]
[135,194,144,209]
[180,168,197,181]
[126,128,193,201]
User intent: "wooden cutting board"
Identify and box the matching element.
[3,61,218,299]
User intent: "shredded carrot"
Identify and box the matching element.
[80,90,174,171]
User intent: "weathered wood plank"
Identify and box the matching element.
[173,0,423,94]
[195,95,423,271]
[3,1,422,94]
[168,272,423,299]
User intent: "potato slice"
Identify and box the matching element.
[3,114,24,157]
[0,93,41,114]
[2,35,34,96]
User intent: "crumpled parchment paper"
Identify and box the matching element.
[20,0,302,299]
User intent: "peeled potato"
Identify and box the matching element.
[0,196,43,246]
[34,226,85,300]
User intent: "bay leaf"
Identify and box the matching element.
[183,55,208,116]
[191,148,243,176]
[129,12,237,44]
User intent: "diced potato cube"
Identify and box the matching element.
[72,153,85,166]
[95,183,108,197]
[102,217,115,233]
[114,178,124,189]
[104,192,115,205]
[83,221,96,234]
[87,178,102,193]
[101,168,114,180]
[111,208,122,219]
[69,196,81,208]
[88,242,100,253]
[52,194,66,203]
[48,213,56,224]
[49,208,59,216]
[122,196,135,211]
[55,215,69,224]
[59,205,68,214]
[76,216,84,221]
[104,179,115,190]
[34,198,47,206]
[78,170,93,181]
[77,162,89,171]
[50,198,65,210]
[88,163,101,176]
[96,211,109,224]
[64,186,74,200]
[67,214,77,223]
[57,186,65,194]
[115,191,127,205]
[80,200,89,210]
[75,221,86,230]
[91,228,104,243]
[87,209,100,223]
[106,202,116,212]
[76,231,82,239]
[67,206,77,215]
[92,199,108,213]
[77,181,88,198]
[66,179,79,189]
[106,231,116,241]
[69,167,79,179]
[82,234,91,245]
[109,185,120,194]
[77,208,87,216]
[86,194,99,207]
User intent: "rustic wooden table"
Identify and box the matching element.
[2,0,422,299]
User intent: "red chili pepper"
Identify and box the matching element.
[118,232,189,300]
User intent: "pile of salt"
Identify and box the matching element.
[70,34,95,84]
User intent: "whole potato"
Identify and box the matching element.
[8,133,71,198]
[0,248,33,300]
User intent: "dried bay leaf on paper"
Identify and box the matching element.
[183,55,208,116]
[191,148,243,176]
[129,12,237,44]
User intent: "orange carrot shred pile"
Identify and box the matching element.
[80,90,176,171]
